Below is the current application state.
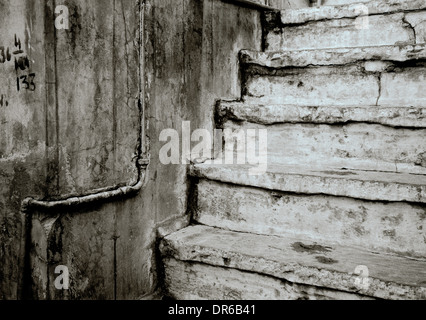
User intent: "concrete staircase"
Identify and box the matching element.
[160,0,426,300]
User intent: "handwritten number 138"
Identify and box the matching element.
[17,73,36,91]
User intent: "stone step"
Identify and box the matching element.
[163,258,373,300]
[219,102,426,128]
[194,179,426,258]
[242,60,426,107]
[220,115,426,175]
[264,0,426,51]
[240,44,426,68]
[190,162,426,203]
[279,0,426,25]
[161,225,426,300]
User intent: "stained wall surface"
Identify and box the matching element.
[1,0,264,299]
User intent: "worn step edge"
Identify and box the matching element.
[190,163,426,203]
[161,225,426,300]
[219,102,426,128]
[240,44,426,69]
[274,0,426,25]
[163,258,375,300]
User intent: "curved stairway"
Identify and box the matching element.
[160,0,426,300]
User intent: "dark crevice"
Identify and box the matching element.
[402,14,417,44]
[242,54,426,71]
[113,235,119,301]
[154,233,167,300]
[112,0,117,178]
[253,118,426,131]
[187,176,200,225]
[219,107,426,130]
[215,100,245,130]
[19,211,33,300]
[243,59,426,77]
[376,73,382,106]
[221,0,278,11]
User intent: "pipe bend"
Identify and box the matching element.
[21,164,148,213]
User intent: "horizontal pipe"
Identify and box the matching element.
[17,169,148,299]
[22,180,144,212]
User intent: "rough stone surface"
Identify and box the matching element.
[224,120,426,174]
[161,226,426,300]
[244,66,379,106]
[219,102,426,128]
[162,0,426,302]
[0,0,48,299]
[164,258,374,300]
[241,44,426,69]
[278,0,426,25]
[2,0,425,301]
[191,163,426,203]
[379,67,426,107]
[243,63,426,107]
[195,179,426,258]
[266,13,416,51]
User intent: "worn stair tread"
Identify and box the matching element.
[161,225,426,300]
[240,44,426,69]
[219,102,426,128]
[164,258,375,300]
[195,180,426,258]
[265,2,426,51]
[277,0,426,25]
[190,162,426,202]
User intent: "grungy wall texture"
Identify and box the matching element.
[1,0,264,299]
[0,0,48,300]
[1,0,141,299]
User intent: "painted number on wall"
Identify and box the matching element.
[17,73,36,92]
[0,35,36,94]
[0,46,11,63]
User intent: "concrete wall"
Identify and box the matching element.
[0,0,48,300]
[1,0,141,299]
[0,0,263,299]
